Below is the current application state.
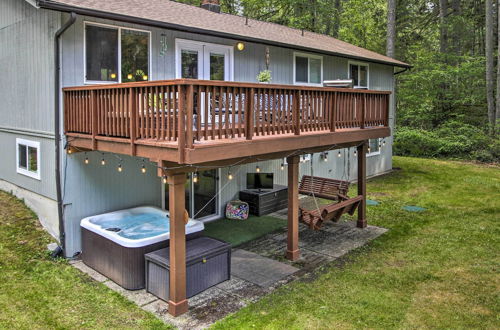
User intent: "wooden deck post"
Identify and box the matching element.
[167,172,188,316]
[357,142,367,228]
[286,155,300,261]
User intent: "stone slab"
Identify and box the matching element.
[231,249,299,288]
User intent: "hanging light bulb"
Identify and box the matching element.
[354,150,357,157]
[338,151,342,158]
[162,176,167,184]
[67,148,72,154]
[193,172,199,183]
[84,157,89,164]
[280,163,285,170]
[141,165,147,174]
[117,164,123,172]
[323,152,328,162]
[101,158,106,166]
[256,165,261,173]
[228,172,233,180]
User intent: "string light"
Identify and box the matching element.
[228,171,233,180]
[117,164,123,172]
[101,158,106,166]
[67,148,72,154]
[383,139,386,146]
[162,176,167,184]
[141,159,147,174]
[338,151,342,158]
[368,147,371,153]
[323,152,328,162]
[193,172,199,183]
[256,165,261,173]
[84,153,89,164]
[127,73,133,80]
[280,163,285,170]
[354,150,357,157]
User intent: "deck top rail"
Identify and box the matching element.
[63,79,390,155]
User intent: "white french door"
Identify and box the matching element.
[175,39,233,81]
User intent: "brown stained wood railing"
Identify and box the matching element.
[63,79,390,151]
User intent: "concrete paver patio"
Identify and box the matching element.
[71,209,387,329]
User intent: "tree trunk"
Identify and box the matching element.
[332,0,341,38]
[496,0,500,130]
[486,0,495,132]
[439,0,448,54]
[386,0,396,58]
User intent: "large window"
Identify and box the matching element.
[85,23,150,83]
[349,62,369,89]
[294,53,323,85]
[16,139,40,180]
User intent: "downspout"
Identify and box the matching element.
[54,12,76,257]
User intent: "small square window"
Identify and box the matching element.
[367,138,381,156]
[16,139,40,180]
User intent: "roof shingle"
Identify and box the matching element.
[40,0,410,68]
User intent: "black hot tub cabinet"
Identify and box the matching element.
[145,237,231,300]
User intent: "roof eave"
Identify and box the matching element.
[37,0,411,69]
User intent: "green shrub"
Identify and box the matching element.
[394,123,499,163]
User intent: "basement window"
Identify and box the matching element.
[16,138,40,180]
[367,138,381,156]
[85,22,151,83]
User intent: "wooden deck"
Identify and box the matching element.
[63,79,391,166]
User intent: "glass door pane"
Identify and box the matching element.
[193,169,218,219]
[181,50,200,79]
[209,53,225,80]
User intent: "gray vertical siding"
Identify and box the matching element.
[62,152,162,257]
[0,0,60,200]
[58,15,395,256]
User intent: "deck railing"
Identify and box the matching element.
[63,79,390,149]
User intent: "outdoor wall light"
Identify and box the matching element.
[236,42,245,51]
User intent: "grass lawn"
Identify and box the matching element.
[0,192,171,329]
[0,157,498,329]
[213,157,499,329]
[203,215,286,247]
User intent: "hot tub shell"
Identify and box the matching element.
[81,206,204,290]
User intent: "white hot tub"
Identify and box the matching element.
[80,206,204,290]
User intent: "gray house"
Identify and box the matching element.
[0,0,409,259]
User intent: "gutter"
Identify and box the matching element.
[37,0,411,69]
[394,67,410,75]
[54,12,77,257]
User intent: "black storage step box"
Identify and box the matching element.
[239,184,288,216]
[145,237,231,301]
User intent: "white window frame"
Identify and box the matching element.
[293,52,323,86]
[175,38,234,81]
[367,138,381,157]
[16,138,40,180]
[83,21,152,85]
[348,60,370,89]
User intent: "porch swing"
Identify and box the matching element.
[298,149,363,230]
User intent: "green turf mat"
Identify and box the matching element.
[203,215,287,247]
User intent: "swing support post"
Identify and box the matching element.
[357,142,368,228]
[286,155,300,261]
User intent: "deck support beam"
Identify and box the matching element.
[167,172,188,316]
[286,155,300,261]
[357,142,367,228]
